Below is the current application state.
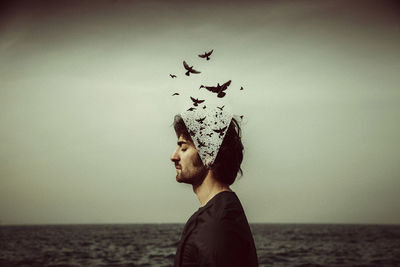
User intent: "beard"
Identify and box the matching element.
[176,154,208,186]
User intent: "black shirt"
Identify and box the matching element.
[174,191,259,267]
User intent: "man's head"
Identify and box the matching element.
[171,114,243,186]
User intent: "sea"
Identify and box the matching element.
[1,224,400,266]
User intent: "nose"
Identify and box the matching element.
[170,147,180,163]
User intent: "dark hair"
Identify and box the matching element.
[173,114,244,185]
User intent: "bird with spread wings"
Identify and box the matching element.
[200,80,231,98]
[198,49,214,61]
[183,61,201,76]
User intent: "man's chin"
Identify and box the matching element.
[175,174,183,182]
[176,175,206,186]
[176,176,190,184]
[176,175,197,185]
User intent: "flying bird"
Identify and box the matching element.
[187,107,196,111]
[206,133,213,137]
[240,86,244,90]
[196,117,206,124]
[190,96,205,106]
[206,151,214,156]
[203,105,206,109]
[197,138,206,148]
[170,74,177,78]
[172,93,179,96]
[240,115,244,120]
[217,80,232,98]
[213,126,227,137]
[217,105,225,111]
[200,80,231,98]
[183,61,201,76]
[198,49,214,60]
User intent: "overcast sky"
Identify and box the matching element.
[1,0,399,225]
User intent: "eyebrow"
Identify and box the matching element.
[177,140,188,146]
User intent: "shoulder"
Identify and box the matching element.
[208,191,246,223]
[195,192,248,241]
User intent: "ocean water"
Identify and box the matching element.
[1,224,399,266]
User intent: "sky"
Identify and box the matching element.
[1,0,399,225]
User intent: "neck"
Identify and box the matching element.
[192,171,232,206]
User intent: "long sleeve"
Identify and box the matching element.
[180,241,199,267]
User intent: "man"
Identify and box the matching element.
[170,112,259,267]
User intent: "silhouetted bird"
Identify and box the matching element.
[183,61,201,76]
[198,49,213,60]
[200,80,231,98]
[196,117,206,124]
[172,93,179,96]
[213,126,227,137]
[240,115,244,120]
[206,133,213,137]
[240,86,244,90]
[190,96,205,106]
[206,151,214,156]
[187,107,196,111]
[217,80,231,98]
[170,74,177,78]
[197,138,206,148]
[217,105,225,111]
[203,105,206,109]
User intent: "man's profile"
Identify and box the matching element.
[170,112,259,267]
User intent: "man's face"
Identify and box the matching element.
[170,135,207,185]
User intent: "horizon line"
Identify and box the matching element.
[1,222,399,226]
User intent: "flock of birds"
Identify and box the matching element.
[169,49,244,100]
[169,49,244,121]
